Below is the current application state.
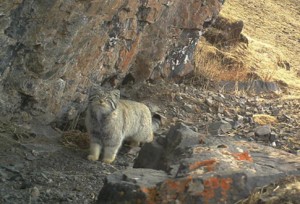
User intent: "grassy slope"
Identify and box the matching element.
[221,0,300,92]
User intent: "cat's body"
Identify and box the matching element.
[85,89,154,163]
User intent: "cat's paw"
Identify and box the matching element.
[87,154,98,161]
[103,156,115,164]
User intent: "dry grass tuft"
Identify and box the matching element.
[237,176,300,204]
[194,0,300,97]
[61,130,90,149]
[195,38,249,82]
[253,114,278,125]
[218,0,300,95]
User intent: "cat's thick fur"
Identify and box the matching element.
[85,88,154,163]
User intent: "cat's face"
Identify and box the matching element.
[88,89,120,114]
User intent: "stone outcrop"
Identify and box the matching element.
[203,14,248,46]
[0,0,223,126]
[97,123,300,203]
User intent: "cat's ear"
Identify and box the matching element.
[111,90,120,100]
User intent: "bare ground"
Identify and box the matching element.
[1,80,300,203]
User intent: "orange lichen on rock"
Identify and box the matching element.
[140,187,158,204]
[220,178,233,201]
[164,177,192,192]
[189,159,217,172]
[232,151,253,162]
[159,176,193,202]
[200,177,233,204]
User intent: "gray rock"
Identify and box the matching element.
[29,186,40,203]
[97,168,168,204]
[98,137,300,204]
[246,132,255,138]
[183,103,193,113]
[208,120,232,136]
[205,98,215,107]
[213,95,225,103]
[233,120,244,129]
[134,123,200,172]
[235,114,244,122]
[224,118,234,123]
[218,105,224,113]
[133,139,168,171]
[255,125,272,136]
[165,123,200,153]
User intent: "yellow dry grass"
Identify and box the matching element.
[253,114,278,125]
[195,0,300,96]
[61,130,90,149]
[195,38,250,82]
[220,0,300,88]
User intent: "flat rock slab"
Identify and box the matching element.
[97,168,168,204]
[97,136,300,203]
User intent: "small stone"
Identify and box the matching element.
[245,112,252,117]
[248,137,255,141]
[31,150,38,156]
[255,125,271,136]
[224,118,234,123]
[235,114,244,122]
[271,142,276,147]
[183,103,193,113]
[269,132,278,142]
[218,93,225,99]
[30,186,40,200]
[246,132,255,137]
[175,95,183,101]
[26,154,35,161]
[218,105,224,114]
[271,109,280,116]
[213,96,224,103]
[223,110,232,117]
[233,120,243,129]
[190,126,198,132]
[282,114,293,122]
[208,121,232,136]
[205,98,214,107]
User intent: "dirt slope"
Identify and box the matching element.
[196,0,300,96]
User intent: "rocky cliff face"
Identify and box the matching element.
[0,0,223,126]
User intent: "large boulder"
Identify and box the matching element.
[133,123,200,172]
[98,125,300,203]
[0,0,223,126]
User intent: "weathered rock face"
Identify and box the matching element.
[0,0,223,126]
[98,124,300,203]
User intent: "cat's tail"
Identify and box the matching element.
[152,113,161,132]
